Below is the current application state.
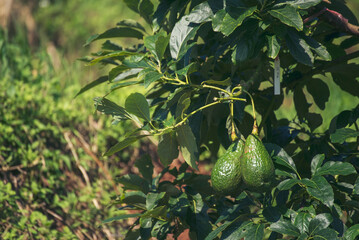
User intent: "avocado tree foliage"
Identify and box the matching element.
[79,0,359,239]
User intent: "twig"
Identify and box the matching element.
[0,157,40,172]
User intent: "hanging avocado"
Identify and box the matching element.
[241,132,275,192]
[211,139,244,196]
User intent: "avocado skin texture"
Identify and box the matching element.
[211,140,244,196]
[241,134,275,192]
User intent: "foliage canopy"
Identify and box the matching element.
[81,0,359,239]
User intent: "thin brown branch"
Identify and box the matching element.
[0,157,40,172]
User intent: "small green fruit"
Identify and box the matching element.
[211,140,244,196]
[241,134,275,192]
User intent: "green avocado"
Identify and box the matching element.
[241,134,275,192]
[211,140,244,196]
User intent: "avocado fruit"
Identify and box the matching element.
[211,140,244,196]
[241,134,275,192]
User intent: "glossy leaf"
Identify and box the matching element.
[102,213,142,224]
[270,219,301,237]
[311,154,324,176]
[313,228,338,240]
[117,174,150,193]
[157,132,179,166]
[146,192,166,210]
[344,224,359,240]
[305,36,332,61]
[85,28,143,46]
[170,2,213,60]
[266,35,281,59]
[354,177,359,195]
[125,93,151,122]
[289,0,322,9]
[269,5,303,31]
[307,176,334,207]
[331,128,359,144]
[286,30,314,66]
[144,31,169,62]
[294,212,312,234]
[213,6,257,36]
[277,178,300,190]
[117,19,146,32]
[94,97,132,120]
[308,213,333,235]
[75,76,108,98]
[315,161,356,177]
[104,135,148,156]
[244,223,264,240]
[176,124,198,170]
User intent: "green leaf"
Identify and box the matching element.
[176,62,198,76]
[139,0,154,23]
[175,91,191,119]
[307,176,334,207]
[144,31,170,62]
[75,76,108,98]
[117,19,146,32]
[204,222,232,240]
[344,224,359,240]
[123,0,140,13]
[315,161,356,177]
[85,28,143,46]
[294,212,312,234]
[289,0,322,9]
[109,65,131,82]
[142,206,167,219]
[266,35,281,59]
[286,30,314,66]
[331,128,359,144]
[313,228,338,240]
[94,97,132,120]
[311,154,325,176]
[214,6,257,36]
[135,155,154,183]
[89,51,138,66]
[157,132,179,166]
[353,177,359,195]
[277,178,300,190]
[176,124,198,170]
[308,213,333,235]
[102,213,142,224]
[244,223,264,240]
[170,2,213,60]
[232,38,251,64]
[146,192,166,210]
[306,78,330,110]
[120,191,146,205]
[138,69,163,88]
[305,36,332,61]
[270,219,301,237]
[269,5,303,31]
[125,93,151,122]
[104,135,148,156]
[202,78,232,86]
[265,143,297,171]
[221,221,252,240]
[117,174,150,193]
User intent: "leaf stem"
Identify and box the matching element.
[243,90,258,135]
[201,84,231,95]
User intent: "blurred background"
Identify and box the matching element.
[0,0,149,239]
[0,0,359,239]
